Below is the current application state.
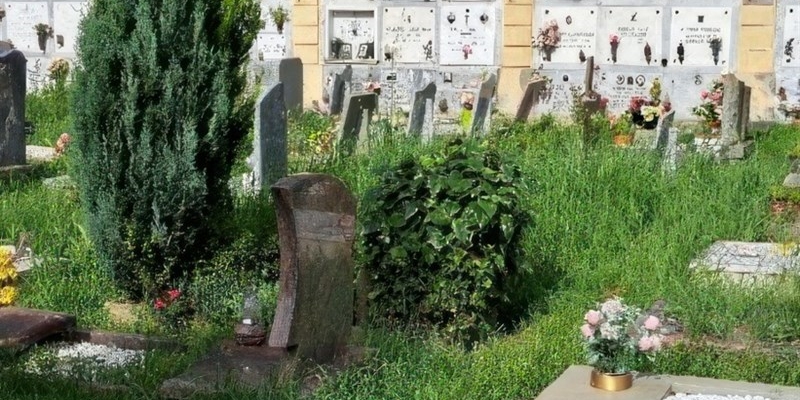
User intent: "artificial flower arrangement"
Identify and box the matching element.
[625,78,670,129]
[581,297,665,375]
[533,19,561,61]
[691,79,723,133]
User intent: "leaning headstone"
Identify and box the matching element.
[515,77,547,122]
[740,85,752,139]
[330,65,353,116]
[470,73,497,135]
[279,58,303,111]
[0,41,12,52]
[407,82,436,140]
[0,307,76,348]
[248,83,287,193]
[580,57,603,147]
[269,174,357,363]
[339,93,378,154]
[662,127,680,175]
[0,49,26,167]
[721,73,745,144]
[654,110,676,154]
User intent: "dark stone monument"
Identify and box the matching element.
[0,49,26,167]
[330,65,353,116]
[250,83,287,192]
[279,58,303,111]
[339,93,378,154]
[269,174,357,363]
[0,307,76,348]
[470,73,497,135]
[654,110,676,154]
[407,82,436,140]
[515,77,547,122]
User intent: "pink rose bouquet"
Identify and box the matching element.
[581,296,665,374]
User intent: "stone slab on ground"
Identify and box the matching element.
[535,365,800,400]
[26,145,56,163]
[690,241,800,282]
[0,307,76,348]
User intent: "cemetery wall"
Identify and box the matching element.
[1,0,798,123]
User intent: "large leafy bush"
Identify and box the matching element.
[361,138,530,342]
[71,0,261,298]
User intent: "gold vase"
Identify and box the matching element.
[589,369,633,391]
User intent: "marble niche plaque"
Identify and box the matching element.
[597,72,662,114]
[327,9,377,62]
[381,7,435,64]
[4,2,48,53]
[53,2,89,55]
[536,7,597,65]
[439,4,496,66]
[597,7,663,66]
[530,71,584,116]
[781,6,800,67]
[256,33,287,60]
[669,7,732,67]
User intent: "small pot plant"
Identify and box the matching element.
[33,23,53,54]
[269,4,290,34]
[581,297,665,391]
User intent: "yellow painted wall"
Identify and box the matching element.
[292,0,323,109]
[497,1,533,114]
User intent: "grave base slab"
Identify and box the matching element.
[535,365,800,400]
[0,307,76,348]
[690,241,800,284]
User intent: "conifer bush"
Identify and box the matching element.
[71,0,261,298]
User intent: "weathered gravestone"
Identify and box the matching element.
[407,82,436,140]
[330,65,353,116]
[339,93,378,154]
[248,83,287,192]
[579,57,604,147]
[515,76,548,122]
[0,41,12,52]
[720,74,754,160]
[269,174,357,362]
[0,49,26,167]
[662,127,680,175]
[470,74,497,135]
[654,110,676,154]
[279,58,303,111]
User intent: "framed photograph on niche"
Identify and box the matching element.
[341,44,352,59]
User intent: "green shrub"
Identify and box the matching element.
[361,138,530,343]
[770,185,800,204]
[70,0,262,299]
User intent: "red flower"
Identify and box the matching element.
[167,289,181,301]
[154,298,166,310]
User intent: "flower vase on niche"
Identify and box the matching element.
[462,44,472,60]
[269,5,290,35]
[644,43,652,65]
[708,36,722,66]
[447,12,456,24]
[609,34,620,64]
[34,23,52,54]
[533,19,560,62]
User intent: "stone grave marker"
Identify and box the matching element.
[279,58,303,111]
[407,82,436,140]
[268,174,357,363]
[330,65,353,116]
[740,85,752,139]
[662,127,680,175]
[339,93,378,154]
[579,57,604,147]
[654,110,676,154]
[690,241,800,285]
[0,49,26,167]
[515,77,547,122]
[721,73,746,144]
[0,41,12,52]
[470,74,497,135]
[0,307,76,348]
[248,83,287,192]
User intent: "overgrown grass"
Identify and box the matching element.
[25,83,72,147]
[4,110,800,399]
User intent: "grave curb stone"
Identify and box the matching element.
[0,307,76,348]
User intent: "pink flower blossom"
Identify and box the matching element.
[710,91,722,102]
[643,315,660,331]
[651,335,662,351]
[638,336,653,351]
[585,310,602,325]
[700,90,709,99]
[167,289,181,301]
[581,323,595,338]
[154,298,166,310]
[609,34,620,44]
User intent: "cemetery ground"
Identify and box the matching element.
[6,86,800,399]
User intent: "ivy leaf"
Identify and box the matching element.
[477,198,498,220]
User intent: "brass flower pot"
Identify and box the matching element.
[590,369,633,391]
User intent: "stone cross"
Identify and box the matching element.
[339,93,378,154]
[248,83,287,192]
[580,57,603,146]
[654,110,676,155]
[330,65,353,116]
[470,73,497,135]
[740,85,752,140]
[407,82,436,141]
[0,49,26,167]
[279,58,303,111]
[268,174,357,363]
[721,73,746,144]
[662,127,680,176]
[515,77,547,122]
